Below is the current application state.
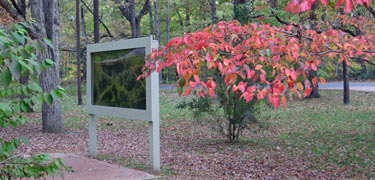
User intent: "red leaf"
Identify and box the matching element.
[345,0,352,13]
[320,78,326,85]
[260,74,266,83]
[247,70,255,79]
[299,0,312,12]
[184,87,192,96]
[320,0,327,5]
[255,65,263,70]
[312,77,318,86]
[311,63,317,71]
[238,82,247,92]
[209,88,215,98]
[304,88,312,97]
[273,95,281,109]
[206,53,214,62]
[194,75,200,83]
[244,92,254,102]
[206,80,216,89]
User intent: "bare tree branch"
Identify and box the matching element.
[80,0,114,38]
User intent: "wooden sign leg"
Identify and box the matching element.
[88,114,98,156]
[149,121,160,171]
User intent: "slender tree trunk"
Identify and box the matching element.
[93,0,99,43]
[149,1,154,37]
[16,0,34,112]
[31,0,64,133]
[129,0,137,37]
[81,5,87,81]
[343,60,350,104]
[76,0,83,105]
[233,0,249,24]
[154,0,160,42]
[167,0,170,42]
[166,0,172,82]
[81,5,87,44]
[185,4,191,32]
[209,0,218,24]
[270,0,277,9]
[174,2,184,34]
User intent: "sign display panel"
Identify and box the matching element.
[92,48,146,110]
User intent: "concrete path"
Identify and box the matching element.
[319,82,375,92]
[161,82,375,92]
[46,154,157,180]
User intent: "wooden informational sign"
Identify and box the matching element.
[86,36,160,170]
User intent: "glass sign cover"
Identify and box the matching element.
[92,48,146,110]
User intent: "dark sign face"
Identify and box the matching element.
[92,48,146,110]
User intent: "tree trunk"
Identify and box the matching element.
[173,1,184,34]
[307,2,321,98]
[115,0,149,38]
[270,0,277,9]
[93,0,99,43]
[209,0,218,24]
[149,1,154,37]
[307,70,321,98]
[185,4,191,32]
[166,0,172,82]
[129,0,137,37]
[81,5,87,44]
[17,0,33,112]
[31,0,64,133]
[343,60,350,104]
[76,0,83,105]
[154,0,160,42]
[81,4,87,81]
[233,0,249,24]
[135,18,142,38]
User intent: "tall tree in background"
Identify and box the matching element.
[209,0,218,24]
[270,0,277,9]
[76,0,83,105]
[166,0,172,82]
[154,0,160,41]
[233,0,249,24]
[149,0,154,37]
[93,0,100,42]
[114,0,151,38]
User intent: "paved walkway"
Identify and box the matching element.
[161,82,375,92]
[319,82,375,91]
[46,154,157,180]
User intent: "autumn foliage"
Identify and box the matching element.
[140,1,375,109]
[287,0,371,14]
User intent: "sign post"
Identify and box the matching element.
[86,36,160,170]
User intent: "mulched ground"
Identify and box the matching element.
[1,118,350,179]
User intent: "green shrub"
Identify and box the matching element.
[0,23,72,179]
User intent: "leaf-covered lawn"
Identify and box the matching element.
[2,88,374,179]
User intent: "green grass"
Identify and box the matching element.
[30,84,375,178]
[250,90,375,177]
